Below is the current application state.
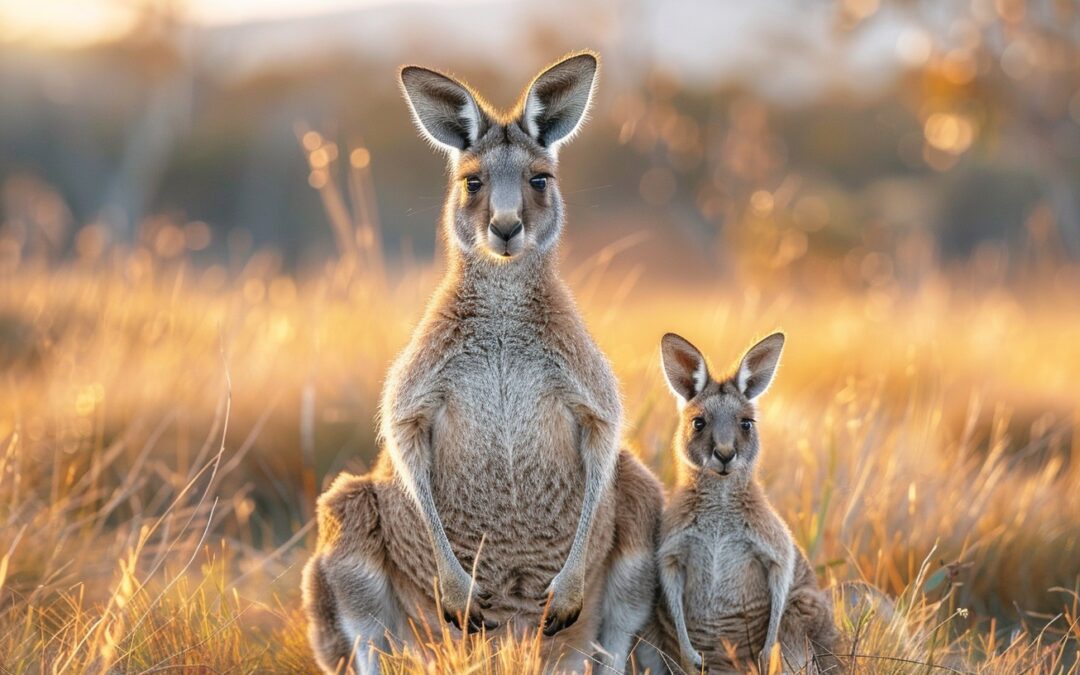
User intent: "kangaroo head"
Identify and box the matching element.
[399,52,597,262]
[660,332,785,480]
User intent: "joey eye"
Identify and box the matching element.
[465,176,482,194]
[691,417,706,432]
[529,174,549,191]
[740,419,754,432]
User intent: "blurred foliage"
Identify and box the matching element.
[1,0,1077,278]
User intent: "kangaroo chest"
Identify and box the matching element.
[434,327,580,478]
[426,324,596,598]
[681,515,772,654]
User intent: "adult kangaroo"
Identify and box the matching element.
[302,52,662,675]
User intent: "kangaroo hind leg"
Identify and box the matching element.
[597,451,664,673]
[781,564,842,674]
[302,474,406,675]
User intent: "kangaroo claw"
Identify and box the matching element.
[542,605,581,636]
[443,607,495,634]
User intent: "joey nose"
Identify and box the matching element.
[713,447,736,464]
[489,219,523,242]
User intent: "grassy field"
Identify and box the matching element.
[0,243,1078,672]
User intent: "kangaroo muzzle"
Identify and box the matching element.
[487,215,524,257]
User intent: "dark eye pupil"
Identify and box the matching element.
[692,417,705,431]
[741,421,753,431]
[465,177,481,193]
[530,175,547,190]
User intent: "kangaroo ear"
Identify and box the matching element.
[520,52,598,150]
[400,66,489,153]
[661,333,709,404]
[736,333,785,400]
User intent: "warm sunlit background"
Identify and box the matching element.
[1,0,1078,671]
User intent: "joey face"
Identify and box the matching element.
[660,332,785,480]
[677,386,760,477]
[399,52,597,264]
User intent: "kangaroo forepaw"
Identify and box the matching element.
[537,570,583,635]
[542,604,581,636]
[442,607,496,634]
[475,588,494,611]
[439,576,496,634]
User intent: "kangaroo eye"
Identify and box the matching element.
[740,419,754,432]
[465,176,482,194]
[691,417,706,432]
[529,174,548,191]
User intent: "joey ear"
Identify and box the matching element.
[736,332,785,400]
[400,66,489,152]
[660,333,709,404]
[519,52,598,150]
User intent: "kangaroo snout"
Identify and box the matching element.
[489,219,523,242]
[712,446,736,474]
[487,216,525,257]
[712,446,736,465]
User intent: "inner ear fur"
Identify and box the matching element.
[399,66,490,152]
[661,333,709,403]
[519,51,599,149]
[736,332,785,400]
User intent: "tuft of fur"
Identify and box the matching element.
[653,333,841,674]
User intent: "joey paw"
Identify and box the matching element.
[758,642,781,673]
[685,649,704,672]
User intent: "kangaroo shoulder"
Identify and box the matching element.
[540,316,620,417]
[535,283,599,354]
[380,312,464,419]
[744,490,795,562]
[660,487,699,544]
[387,278,476,374]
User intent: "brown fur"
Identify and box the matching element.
[302,52,663,674]
[303,449,662,672]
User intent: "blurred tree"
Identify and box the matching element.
[97,0,192,241]
[867,0,1080,256]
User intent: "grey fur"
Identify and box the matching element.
[654,333,841,674]
[303,51,662,675]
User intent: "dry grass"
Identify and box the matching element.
[0,240,1078,672]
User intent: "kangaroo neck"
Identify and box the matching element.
[445,247,558,317]
[692,468,757,511]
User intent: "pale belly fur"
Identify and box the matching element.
[684,530,771,667]
[382,339,614,627]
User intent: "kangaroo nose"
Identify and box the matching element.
[489,220,523,242]
[713,447,736,464]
